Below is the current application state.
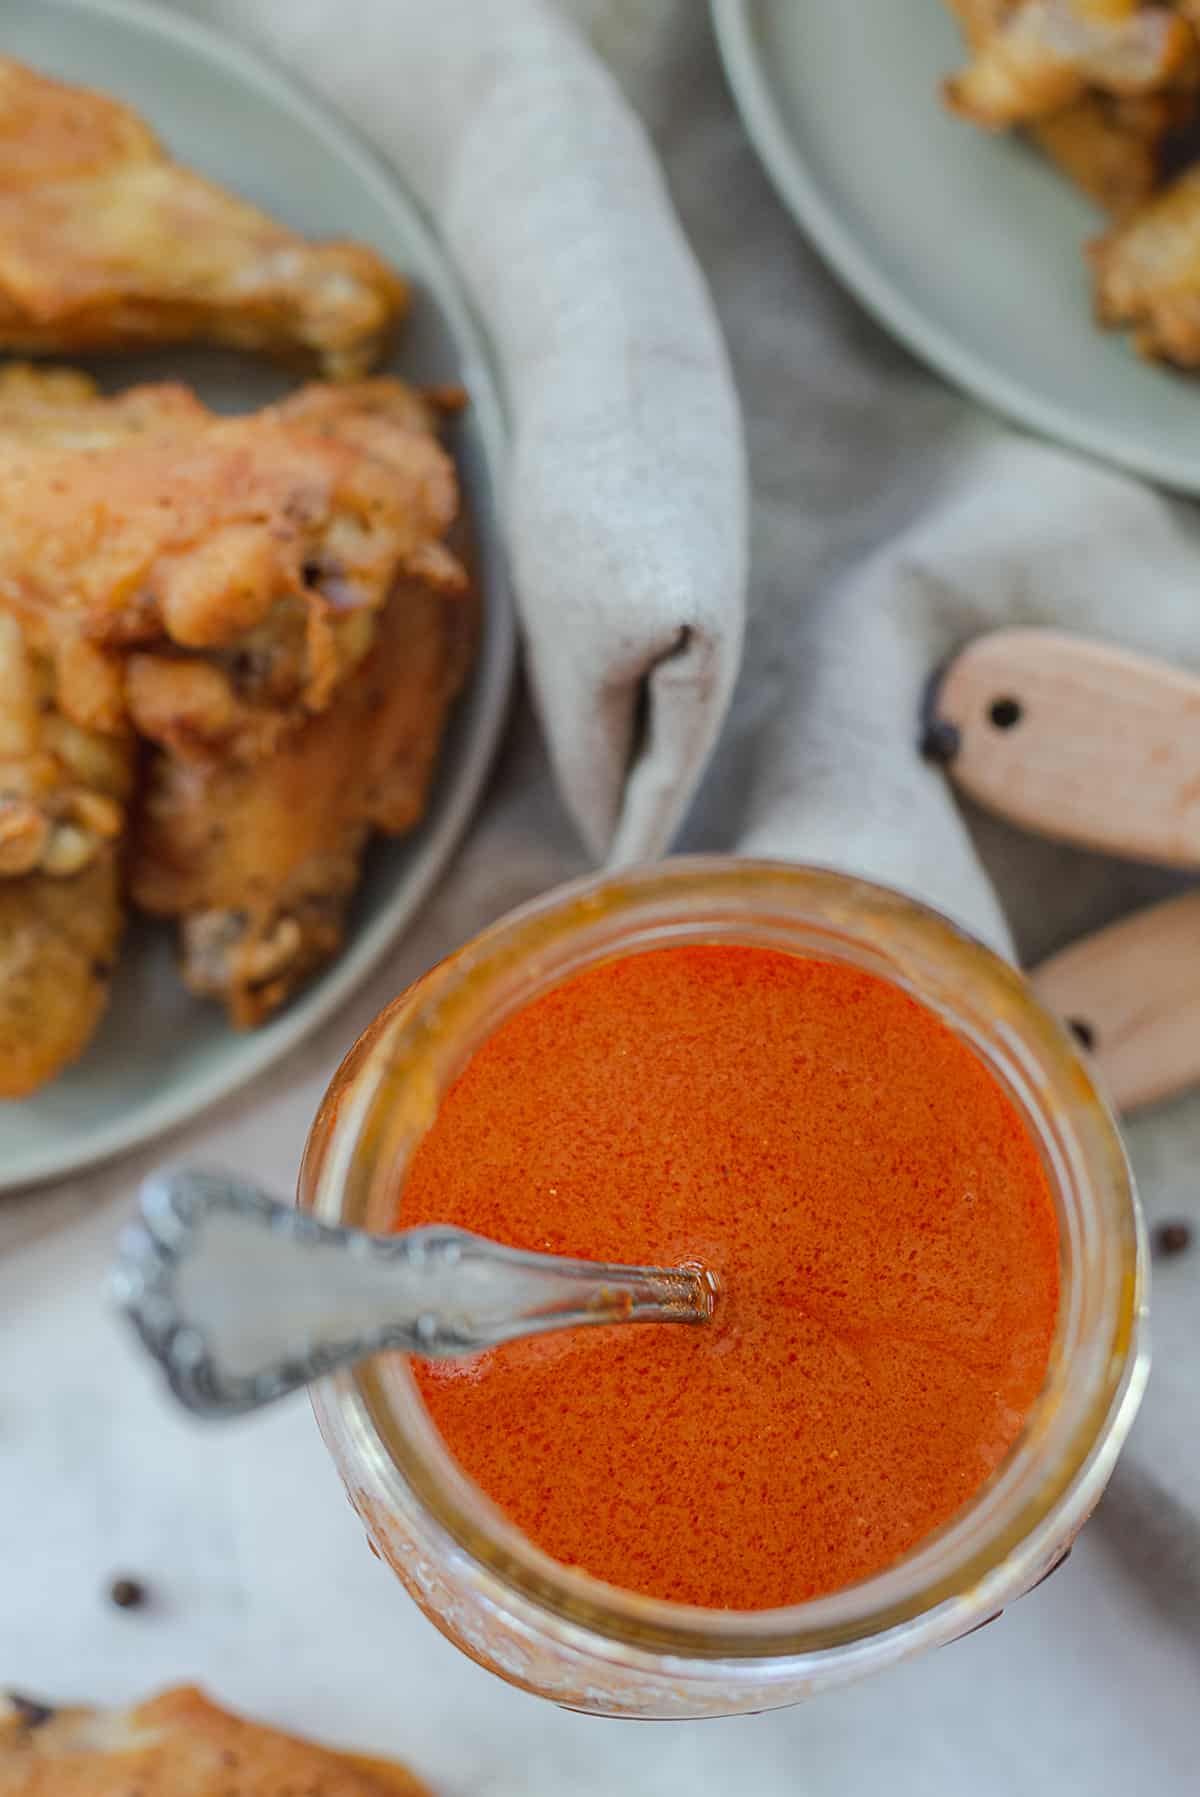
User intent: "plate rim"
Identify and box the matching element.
[711,0,1200,496]
[0,0,517,1191]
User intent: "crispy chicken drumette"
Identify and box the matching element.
[0,366,471,1073]
[0,55,407,377]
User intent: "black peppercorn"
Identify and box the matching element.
[108,1576,148,1610]
[1153,1221,1192,1259]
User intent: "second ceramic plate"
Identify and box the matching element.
[713,0,1200,493]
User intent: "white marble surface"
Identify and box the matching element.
[1,3,1198,1792]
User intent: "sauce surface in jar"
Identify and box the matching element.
[395,944,1060,1610]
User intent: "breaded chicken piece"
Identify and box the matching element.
[132,572,474,1026]
[0,860,122,1098]
[0,1686,428,1796]
[944,0,1194,127]
[1030,90,1186,214]
[0,368,462,764]
[945,0,1181,213]
[1091,157,1200,356]
[0,367,468,1064]
[0,56,407,378]
[0,613,132,1096]
[0,361,208,446]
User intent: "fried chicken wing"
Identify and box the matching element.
[945,0,1187,213]
[0,368,462,762]
[1029,89,1185,213]
[940,1,1200,360]
[944,0,1194,127]
[0,1685,429,1796]
[131,572,474,1027]
[0,56,407,377]
[0,613,132,1096]
[0,366,470,1071]
[1091,158,1200,356]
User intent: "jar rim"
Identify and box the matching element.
[305,857,1148,1662]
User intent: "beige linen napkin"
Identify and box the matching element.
[179,0,747,864]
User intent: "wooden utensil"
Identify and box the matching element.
[923,628,1200,1113]
[923,629,1200,867]
[1033,892,1200,1114]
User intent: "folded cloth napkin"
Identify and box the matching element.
[178,0,747,864]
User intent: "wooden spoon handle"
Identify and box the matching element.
[925,629,1200,867]
[1032,890,1200,1113]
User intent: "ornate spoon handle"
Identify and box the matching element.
[112,1167,714,1419]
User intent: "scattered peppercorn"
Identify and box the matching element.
[1153,1221,1192,1259]
[108,1576,148,1610]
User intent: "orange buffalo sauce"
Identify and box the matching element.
[395,945,1060,1610]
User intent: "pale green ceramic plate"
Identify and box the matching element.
[713,0,1200,493]
[0,0,515,1190]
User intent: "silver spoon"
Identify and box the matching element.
[112,1168,715,1419]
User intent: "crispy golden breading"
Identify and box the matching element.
[132,572,474,1027]
[0,362,208,446]
[0,858,121,1098]
[944,0,1194,128]
[1029,90,1183,214]
[0,366,470,1072]
[945,0,1018,52]
[945,0,1189,216]
[0,56,407,377]
[0,368,462,761]
[1091,158,1200,357]
[0,612,132,1096]
[940,0,1200,361]
[0,1687,429,1797]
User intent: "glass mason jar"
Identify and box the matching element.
[298,858,1148,1719]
